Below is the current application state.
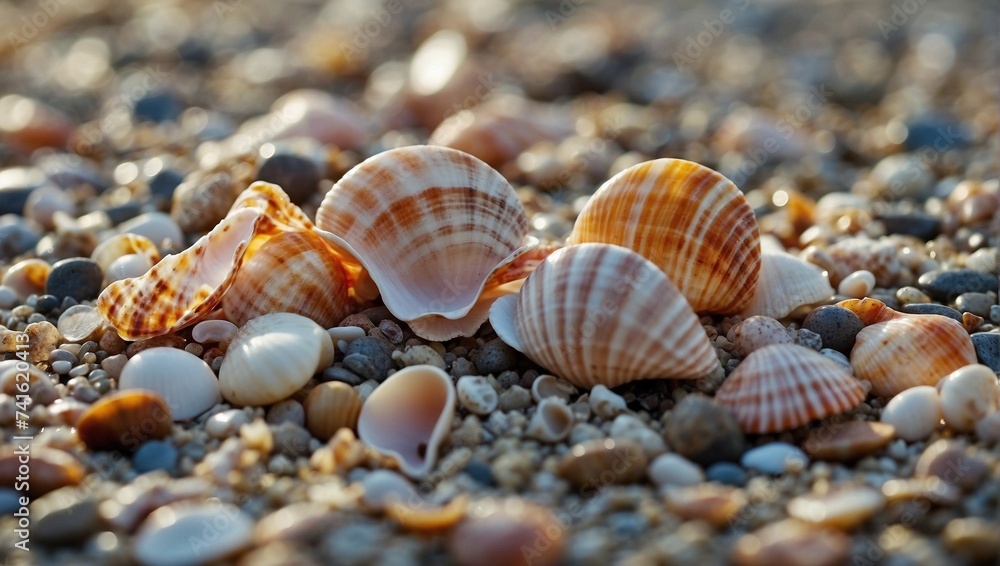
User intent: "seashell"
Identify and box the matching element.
[936,364,1000,432]
[222,229,356,328]
[316,145,538,341]
[219,313,334,407]
[880,385,941,441]
[304,381,362,440]
[0,447,83,497]
[1,258,51,298]
[786,486,885,530]
[449,498,565,566]
[489,243,719,389]
[567,158,761,314]
[133,501,253,566]
[357,364,456,478]
[742,246,834,319]
[715,344,866,434]
[588,384,627,419]
[430,95,575,167]
[530,374,577,403]
[526,397,574,443]
[837,298,977,397]
[456,375,499,415]
[91,233,161,278]
[729,315,793,358]
[665,484,747,527]
[119,348,221,421]
[191,319,238,344]
[837,270,876,299]
[76,390,173,452]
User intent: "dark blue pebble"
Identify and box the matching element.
[46,258,103,302]
[462,460,496,486]
[133,440,178,474]
[148,168,185,201]
[35,294,60,313]
[917,269,998,302]
[802,305,864,355]
[104,202,144,225]
[706,462,748,486]
[133,91,183,124]
[904,114,971,151]
[971,333,1000,372]
[875,212,940,240]
[900,303,963,323]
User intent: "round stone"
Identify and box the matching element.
[787,486,885,530]
[936,364,1000,432]
[57,304,107,343]
[35,294,59,313]
[917,269,998,302]
[345,337,394,381]
[837,270,876,299]
[257,152,321,205]
[133,501,253,566]
[473,339,519,375]
[648,453,704,488]
[705,462,748,486]
[133,440,179,474]
[956,293,996,318]
[740,442,808,475]
[45,258,103,301]
[556,438,647,487]
[802,421,895,462]
[664,394,745,466]
[802,305,864,355]
[900,303,963,322]
[970,333,1000,372]
[914,439,989,491]
[880,385,941,442]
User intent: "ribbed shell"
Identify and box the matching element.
[742,249,834,319]
[567,159,761,314]
[489,243,718,389]
[222,229,355,328]
[837,299,977,398]
[315,145,536,341]
[91,233,161,274]
[715,343,866,434]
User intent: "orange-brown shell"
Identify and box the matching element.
[567,158,761,314]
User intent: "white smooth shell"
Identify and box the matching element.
[742,249,834,319]
[357,364,456,478]
[880,385,942,441]
[118,347,221,421]
[219,313,334,406]
[132,501,253,566]
[192,320,238,344]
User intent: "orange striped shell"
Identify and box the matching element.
[315,145,541,341]
[489,243,719,389]
[567,159,761,315]
[715,343,866,434]
[837,298,977,398]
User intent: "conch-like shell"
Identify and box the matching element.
[741,237,834,319]
[91,233,161,286]
[357,365,456,479]
[489,243,719,389]
[316,145,538,341]
[838,298,977,398]
[98,182,356,340]
[567,158,761,314]
[715,344,866,434]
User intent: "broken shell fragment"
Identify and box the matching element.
[357,364,456,478]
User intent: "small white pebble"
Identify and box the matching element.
[881,386,941,441]
[648,453,704,488]
[838,270,876,299]
[895,286,930,305]
[328,326,367,353]
[936,364,1000,432]
[192,319,238,344]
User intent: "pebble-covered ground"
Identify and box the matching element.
[1,0,999,565]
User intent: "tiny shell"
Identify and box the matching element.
[357,364,456,478]
[880,385,941,442]
[133,501,253,566]
[490,243,719,389]
[838,298,977,397]
[716,344,866,434]
[316,145,537,341]
[588,384,627,419]
[456,375,499,416]
[76,390,173,452]
[91,233,160,278]
[742,247,834,319]
[219,313,334,407]
[787,486,885,530]
[386,495,467,533]
[567,158,760,314]
[119,348,221,421]
[936,364,1000,432]
[449,498,565,566]
[530,374,577,403]
[304,381,362,440]
[117,212,184,253]
[526,397,574,443]
[837,270,876,299]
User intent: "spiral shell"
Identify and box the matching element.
[489,243,719,389]
[567,158,761,314]
[838,298,978,398]
[715,344,866,434]
[316,145,539,341]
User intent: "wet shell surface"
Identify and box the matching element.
[742,246,834,319]
[567,158,761,314]
[357,364,456,478]
[76,390,173,452]
[118,347,221,421]
[315,145,537,341]
[489,243,719,389]
[304,381,362,440]
[219,313,334,407]
[715,344,866,434]
[838,298,977,398]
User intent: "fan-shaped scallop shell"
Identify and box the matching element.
[98,182,355,340]
[315,145,539,341]
[489,243,719,389]
[567,158,761,314]
[715,343,866,434]
[837,298,977,398]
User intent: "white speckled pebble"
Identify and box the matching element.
[648,453,704,488]
[881,385,941,441]
[741,442,808,474]
[729,316,792,357]
[133,501,252,566]
[838,270,876,298]
[328,326,368,353]
[936,364,1000,432]
[589,384,626,419]
[457,375,498,415]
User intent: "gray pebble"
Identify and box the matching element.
[955,293,996,318]
[450,357,476,378]
[473,339,519,375]
[971,333,1000,372]
[900,303,963,322]
[32,490,100,546]
[48,348,78,365]
[133,440,178,474]
[706,462,748,486]
[51,360,72,374]
[802,305,864,354]
[991,305,1000,325]
[497,370,520,389]
[796,328,823,351]
[918,269,998,302]
[0,219,41,260]
[663,394,745,466]
[0,286,18,309]
[272,422,313,458]
[343,353,381,382]
[0,489,21,514]
[344,337,394,381]
[45,257,103,301]
[321,365,364,386]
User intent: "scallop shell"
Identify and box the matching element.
[118,347,221,421]
[567,158,760,314]
[742,241,834,319]
[715,343,866,434]
[219,313,335,407]
[489,243,719,389]
[304,381,362,440]
[315,145,539,341]
[838,298,977,398]
[357,364,456,478]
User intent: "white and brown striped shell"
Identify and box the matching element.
[567,158,761,315]
[315,145,541,341]
[489,243,719,389]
